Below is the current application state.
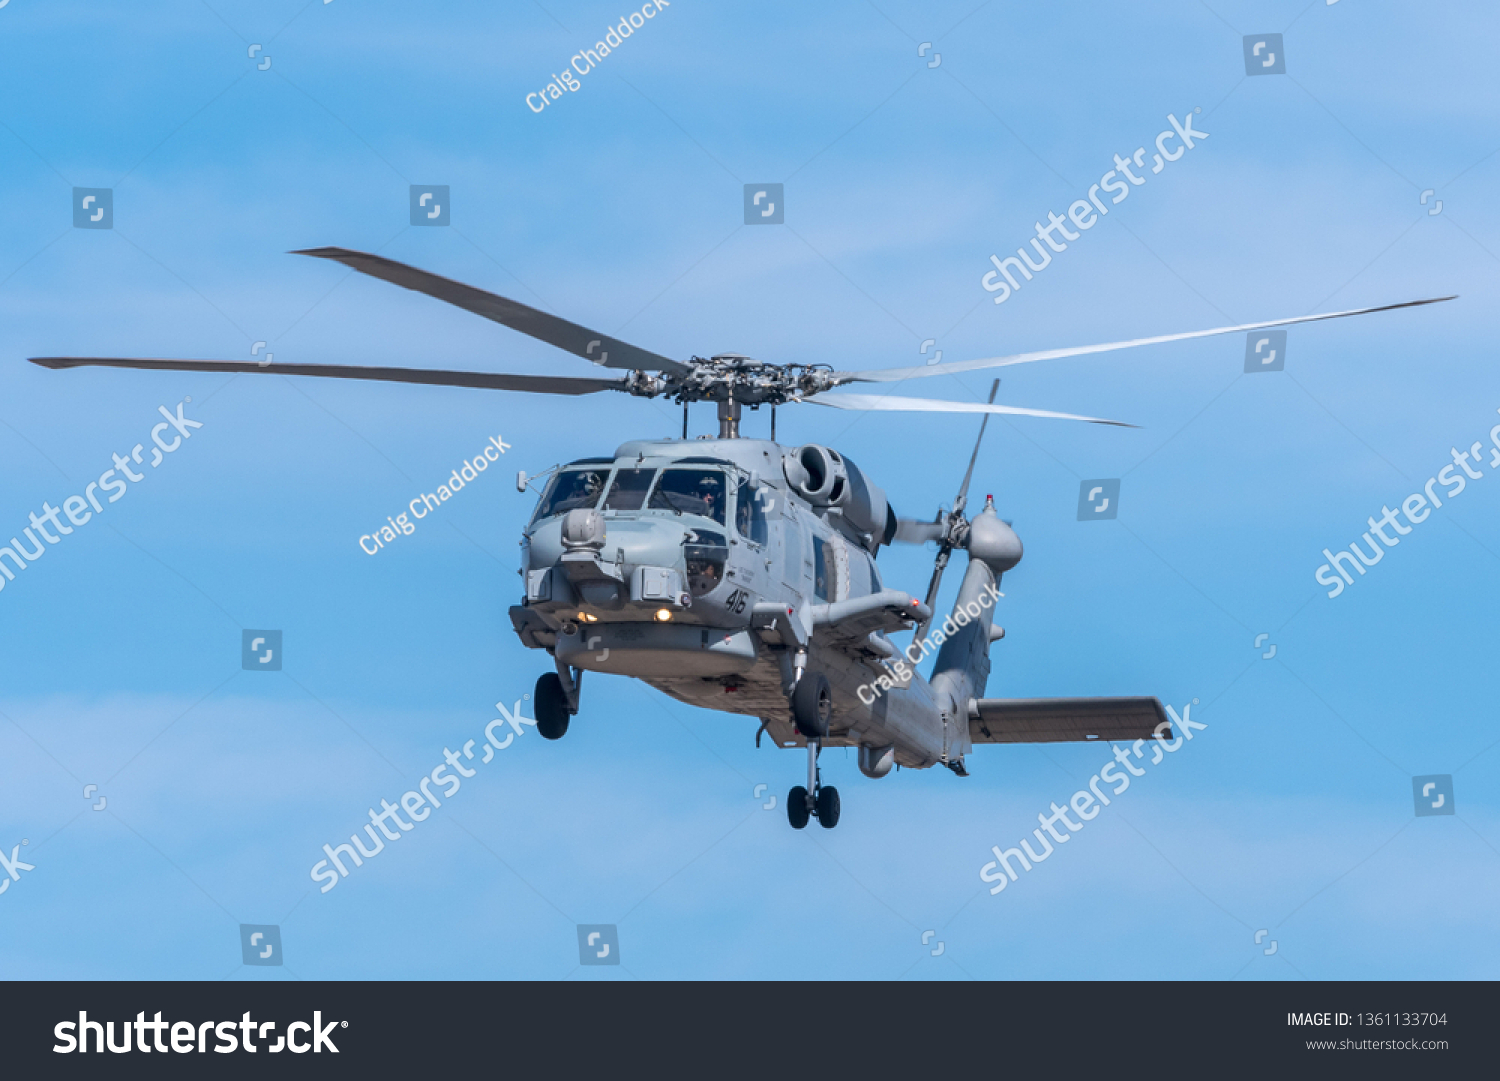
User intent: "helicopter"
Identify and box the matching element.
[30,247,1454,828]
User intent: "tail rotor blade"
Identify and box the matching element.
[914,379,1000,644]
[954,379,1000,511]
[893,518,945,545]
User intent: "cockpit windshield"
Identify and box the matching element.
[602,468,656,511]
[534,467,608,521]
[649,469,726,525]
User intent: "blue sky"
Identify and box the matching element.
[1,0,1498,980]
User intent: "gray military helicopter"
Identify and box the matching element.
[31,249,1453,828]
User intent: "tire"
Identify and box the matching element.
[791,671,832,739]
[534,672,571,740]
[787,786,810,829]
[816,785,840,829]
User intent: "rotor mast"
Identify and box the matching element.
[716,397,742,439]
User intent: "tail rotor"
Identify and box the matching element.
[908,378,999,644]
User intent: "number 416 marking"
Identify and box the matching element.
[724,589,749,614]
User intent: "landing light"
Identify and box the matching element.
[654,609,673,622]
[578,611,599,623]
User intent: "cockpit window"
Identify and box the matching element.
[735,478,770,546]
[649,469,726,525]
[535,468,608,521]
[602,468,656,511]
[684,529,729,596]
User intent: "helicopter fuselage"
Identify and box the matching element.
[509,436,967,770]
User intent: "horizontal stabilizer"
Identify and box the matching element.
[969,696,1169,744]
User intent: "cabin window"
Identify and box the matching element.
[650,469,727,525]
[735,479,770,546]
[812,535,829,602]
[683,529,729,596]
[534,468,608,521]
[602,468,656,511]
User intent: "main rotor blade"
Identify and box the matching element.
[28,356,630,395]
[804,392,1137,427]
[837,295,1457,384]
[293,247,690,377]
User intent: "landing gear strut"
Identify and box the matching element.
[787,738,840,830]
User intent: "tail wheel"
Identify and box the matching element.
[534,672,571,740]
[786,786,810,829]
[791,671,832,739]
[816,786,840,829]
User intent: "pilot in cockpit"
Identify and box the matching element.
[696,473,723,521]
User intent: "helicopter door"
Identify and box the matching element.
[733,478,773,591]
[780,506,809,607]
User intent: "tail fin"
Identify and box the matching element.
[929,499,1020,765]
[928,559,1001,716]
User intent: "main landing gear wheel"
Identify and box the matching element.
[787,785,810,829]
[816,785,840,828]
[791,671,832,739]
[787,737,841,830]
[534,672,571,740]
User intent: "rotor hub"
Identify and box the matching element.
[640,355,841,407]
